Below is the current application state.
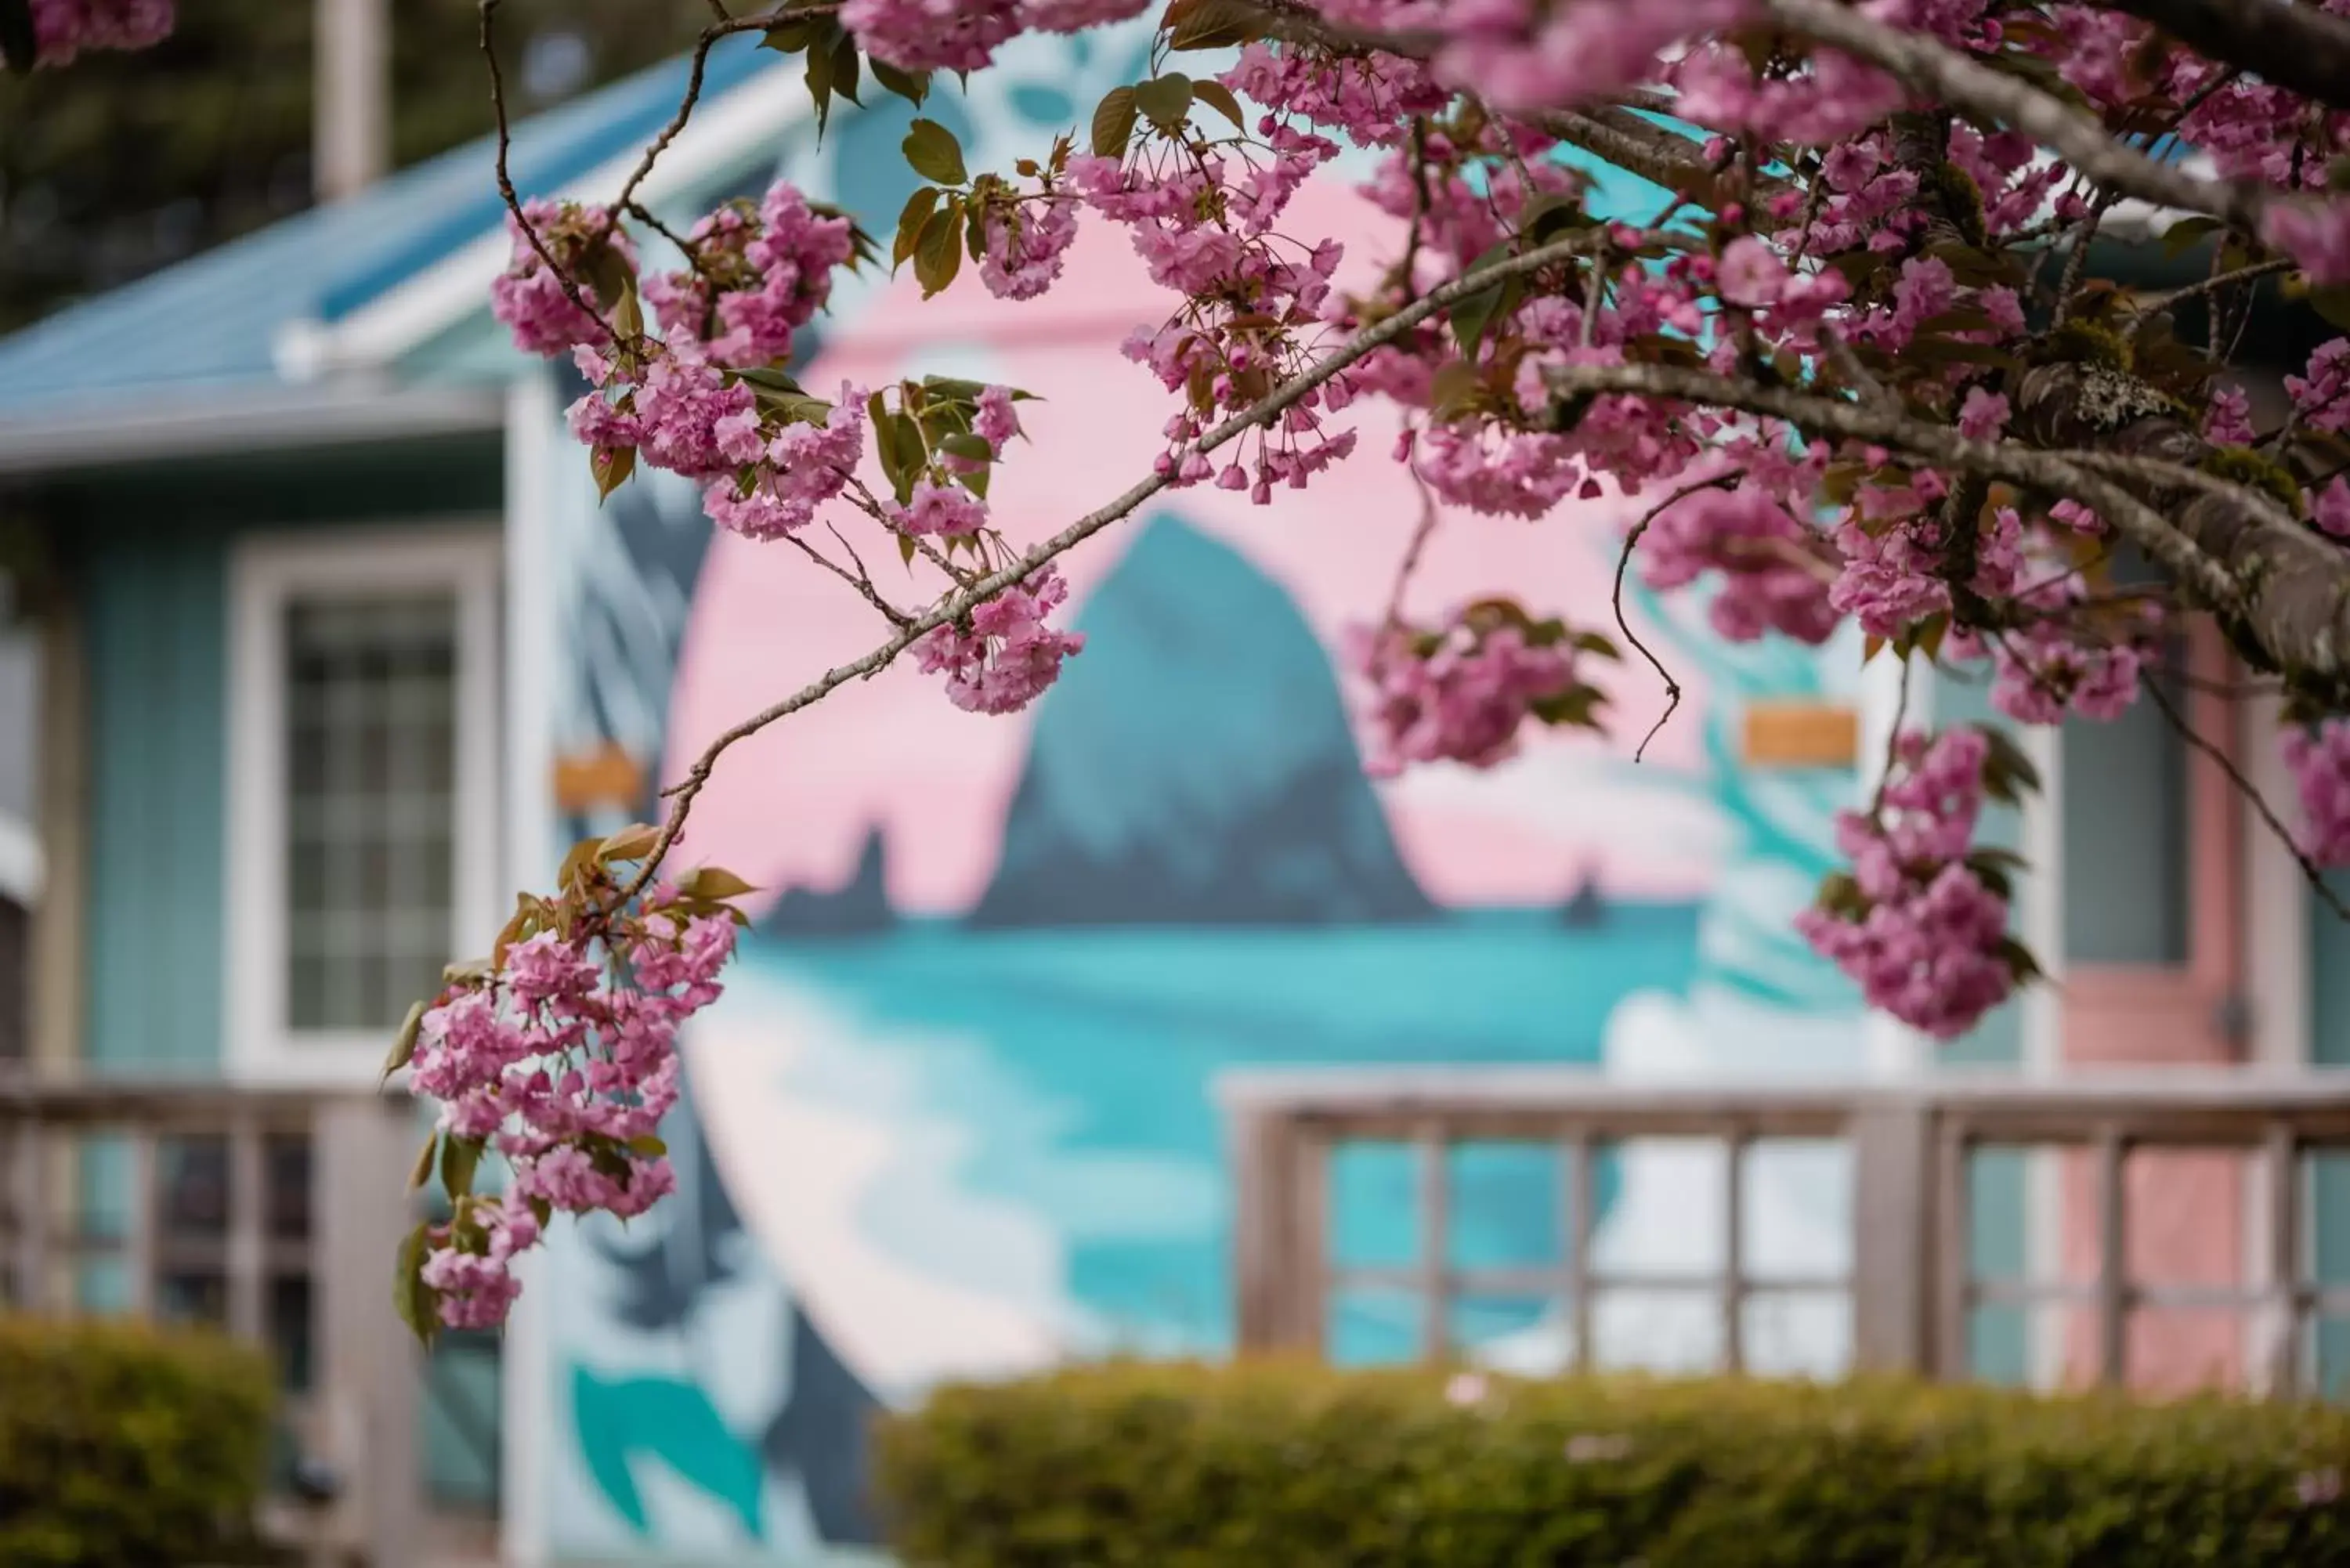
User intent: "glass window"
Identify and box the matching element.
[2061,658,2189,966]
[282,594,460,1032]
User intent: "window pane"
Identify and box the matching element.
[2061,658,2187,965]
[283,594,460,1032]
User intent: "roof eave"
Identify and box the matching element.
[0,382,507,479]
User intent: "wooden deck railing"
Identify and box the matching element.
[1221,1068,2350,1395]
[0,1076,425,1566]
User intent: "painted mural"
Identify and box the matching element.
[526,27,1869,1563]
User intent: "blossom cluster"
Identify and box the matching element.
[8,0,172,67]
[1796,728,2030,1039]
[1345,605,1603,775]
[396,851,745,1331]
[2286,720,2350,870]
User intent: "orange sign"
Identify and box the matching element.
[553,743,647,815]
[1741,701,1860,768]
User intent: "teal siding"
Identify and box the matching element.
[64,437,501,1071]
[83,519,228,1069]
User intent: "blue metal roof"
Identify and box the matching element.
[0,36,778,418]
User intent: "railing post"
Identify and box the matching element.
[314,1097,421,1568]
[1416,1125,1450,1364]
[1564,1135,1596,1371]
[124,1126,157,1320]
[2258,1122,2301,1397]
[8,1117,48,1313]
[1234,1104,1321,1355]
[226,1115,267,1342]
[2094,1127,2129,1388]
[1722,1129,1747,1374]
[1849,1095,1932,1375]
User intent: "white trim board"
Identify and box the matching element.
[276,63,810,383]
[222,523,504,1087]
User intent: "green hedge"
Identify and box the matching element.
[0,1315,277,1566]
[877,1360,2350,1567]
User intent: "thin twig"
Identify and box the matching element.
[2127,255,2295,320]
[613,229,1614,903]
[1385,469,1444,624]
[783,533,913,627]
[1613,474,1734,760]
[2139,664,2350,920]
[605,8,801,222]
[479,0,617,348]
[1869,653,1915,817]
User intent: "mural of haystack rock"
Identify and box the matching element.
[526,35,1866,1557]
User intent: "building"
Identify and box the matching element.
[0,21,2345,1566]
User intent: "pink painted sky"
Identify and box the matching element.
[663,178,1719,915]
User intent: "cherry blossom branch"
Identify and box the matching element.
[1762,0,2274,233]
[607,4,815,221]
[612,227,1614,902]
[1536,359,2347,674]
[2093,0,2350,115]
[479,0,616,348]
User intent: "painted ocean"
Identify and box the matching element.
[721,905,1698,1363]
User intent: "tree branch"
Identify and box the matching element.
[1538,358,2350,692]
[613,229,1612,901]
[2092,0,2350,115]
[1762,0,2273,233]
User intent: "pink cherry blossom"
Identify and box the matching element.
[913,568,1086,714]
[14,0,172,67]
[2286,720,2350,868]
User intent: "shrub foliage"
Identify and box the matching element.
[0,1315,276,1566]
[877,1360,2350,1568]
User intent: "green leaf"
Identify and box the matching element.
[903,118,968,186]
[761,16,825,52]
[627,1136,670,1158]
[872,59,931,105]
[1449,244,1517,358]
[1429,360,1482,420]
[408,1134,439,1194]
[1529,685,1609,729]
[1090,87,1139,160]
[1134,73,1195,132]
[1997,934,2044,985]
[1815,870,1868,919]
[1571,630,1622,659]
[2312,286,2350,332]
[1977,723,2043,804]
[1194,79,1246,130]
[0,0,34,71]
[381,1001,426,1084]
[1520,192,1595,247]
[915,202,965,297]
[1164,0,1267,50]
[804,25,837,131]
[678,865,759,901]
[894,186,942,270]
[440,1136,486,1202]
[921,375,991,403]
[898,532,920,567]
[598,822,662,862]
[2159,214,2225,259]
[940,432,994,464]
[393,1221,440,1346]
[831,31,863,106]
[591,443,636,502]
